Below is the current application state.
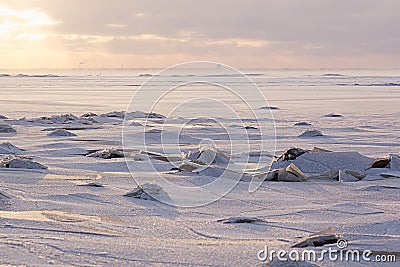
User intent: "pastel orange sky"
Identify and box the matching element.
[0,0,399,69]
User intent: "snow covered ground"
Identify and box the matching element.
[0,69,399,266]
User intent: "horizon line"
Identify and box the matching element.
[1,67,400,71]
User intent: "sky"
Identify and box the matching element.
[0,0,399,69]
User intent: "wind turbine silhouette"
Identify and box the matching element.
[79,60,85,69]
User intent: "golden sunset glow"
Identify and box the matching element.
[0,1,399,69]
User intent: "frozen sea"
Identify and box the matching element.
[0,68,399,266]
[1,68,399,157]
